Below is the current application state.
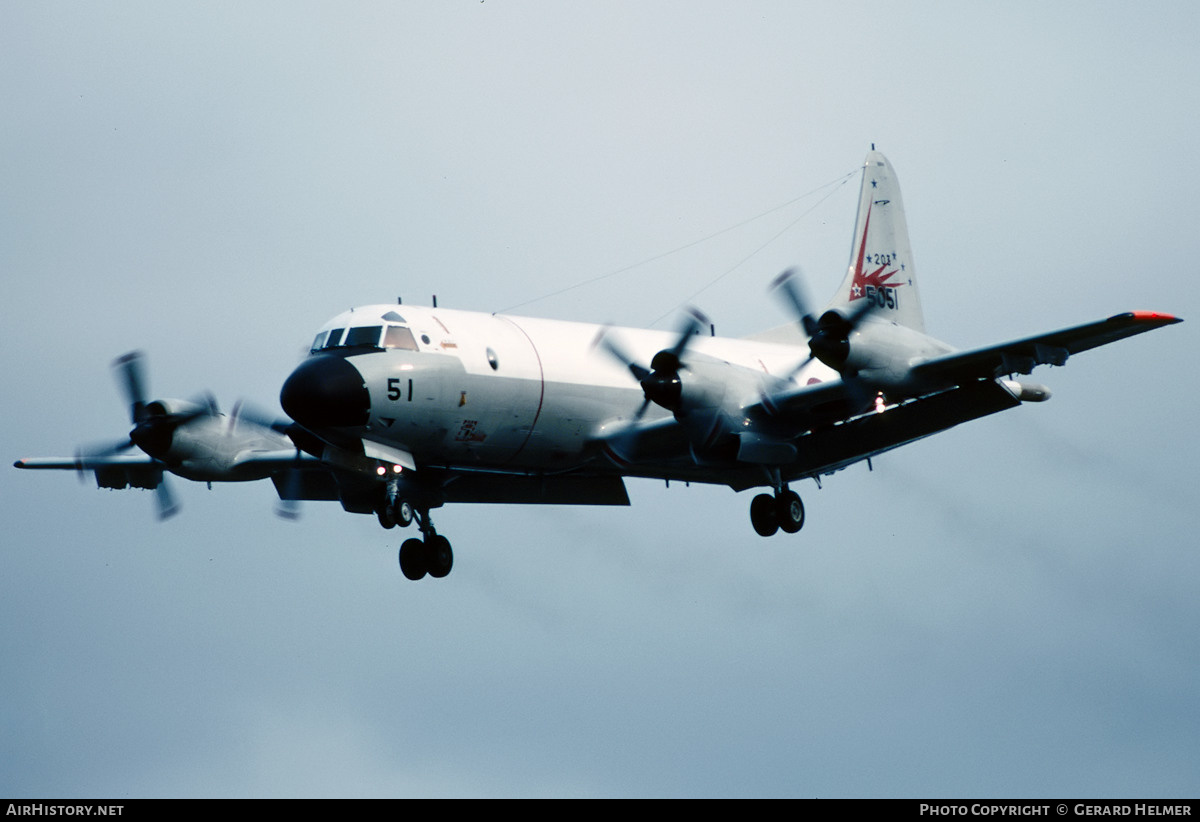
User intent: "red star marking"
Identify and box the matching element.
[848,202,905,302]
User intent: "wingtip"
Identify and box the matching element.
[1115,311,1183,325]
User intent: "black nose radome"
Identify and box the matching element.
[281,355,370,428]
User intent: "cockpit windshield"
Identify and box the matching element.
[311,328,344,352]
[343,326,383,348]
[311,324,419,354]
[383,325,418,351]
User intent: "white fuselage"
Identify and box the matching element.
[304,304,835,474]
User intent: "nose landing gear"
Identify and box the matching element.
[377,479,415,529]
[374,477,453,581]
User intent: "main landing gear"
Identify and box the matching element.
[749,487,805,537]
[377,480,453,581]
[397,507,453,581]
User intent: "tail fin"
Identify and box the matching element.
[826,150,925,332]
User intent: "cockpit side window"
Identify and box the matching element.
[383,325,419,351]
[322,328,346,349]
[344,326,383,349]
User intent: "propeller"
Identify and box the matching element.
[113,351,150,424]
[771,268,881,378]
[274,467,304,521]
[594,307,708,419]
[764,267,894,422]
[70,352,157,461]
[105,351,226,520]
[227,398,296,436]
[110,352,221,460]
[769,268,819,338]
[594,333,651,383]
[113,352,183,518]
[153,476,180,520]
[223,399,304,520]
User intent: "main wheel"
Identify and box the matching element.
[399,537,428,580]
[377,504,396,529]
[426,535,453,579]
[776,490,805,534]
[750,493,779,537]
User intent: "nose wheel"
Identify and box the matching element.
[749,488,805,537]
[397,507,453,580]
[377,480,415,529]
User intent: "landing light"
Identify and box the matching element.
[392,464,402,473]
[874,393,886,414]
[376,466,386,476]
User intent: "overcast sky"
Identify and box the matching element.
[3,1,1198,798]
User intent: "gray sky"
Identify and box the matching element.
[3,1,1197,798]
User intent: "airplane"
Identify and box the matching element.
[16,150,1182,581]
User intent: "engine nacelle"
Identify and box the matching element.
[842,321,955,386]
[142,398,209,418]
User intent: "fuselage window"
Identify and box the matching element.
[384,325,419,351]
[344,326,383,349]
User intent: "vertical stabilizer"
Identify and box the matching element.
[827,150,924,332]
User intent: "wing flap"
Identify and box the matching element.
[744,378,869,429]
[778,380,1022,481]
